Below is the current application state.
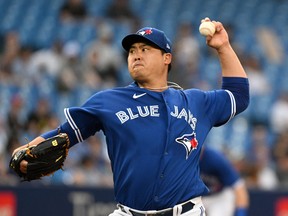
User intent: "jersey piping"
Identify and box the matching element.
[224,90,236,123]
[64,108,84,142]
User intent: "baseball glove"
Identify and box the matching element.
[9,133,70,181]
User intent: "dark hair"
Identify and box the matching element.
[160,49,172,72]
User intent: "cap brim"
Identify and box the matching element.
[122,34,159,52]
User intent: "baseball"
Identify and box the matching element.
[199,22,215,37]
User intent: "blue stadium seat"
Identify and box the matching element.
[0,0,288,161]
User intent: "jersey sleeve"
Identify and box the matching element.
[203,77,249,127]
[63,92,104,144]
[202,89,235,127]
[222,77,249,115]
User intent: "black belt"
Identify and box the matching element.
[120,201,195,216]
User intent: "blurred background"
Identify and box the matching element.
[0,0,288,215]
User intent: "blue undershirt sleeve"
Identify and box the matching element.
[40,122,79,147]
[222,77,250,115]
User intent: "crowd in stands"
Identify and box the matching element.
[0,0,288,191]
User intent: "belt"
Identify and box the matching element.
[120,201,195,216]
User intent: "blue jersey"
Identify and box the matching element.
[57,78,248,210]
[200,147,240,194]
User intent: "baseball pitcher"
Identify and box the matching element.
[10,18,249,216]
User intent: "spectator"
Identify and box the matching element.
[1,31,20,68]
[273,132,288,188]
[56,41,82,93]
[57,134,113,187]
[0,32,21,84]
[238,124,278,190]
[243,55,270,97]
[59,0,88,22]
[171,22,200,89]
[83,22,125,88]
[64,154,113,187]
[106,0,140,27]
[25,98,53,138]
[240,54,272,124]
[11,46,35,86]
[270,92,288,134]
[6,94,26,137]
[256,27,284,65]
[0,118,8,156]
[30,40,65,78]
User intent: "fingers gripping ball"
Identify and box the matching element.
[199,21,215,37]
[9,133,70,181]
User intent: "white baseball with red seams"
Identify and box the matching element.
[199,21,216,36]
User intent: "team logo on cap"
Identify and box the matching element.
[137,29,153,36]
[175,132,198,159]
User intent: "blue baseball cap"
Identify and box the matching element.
[122,27,172,53]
